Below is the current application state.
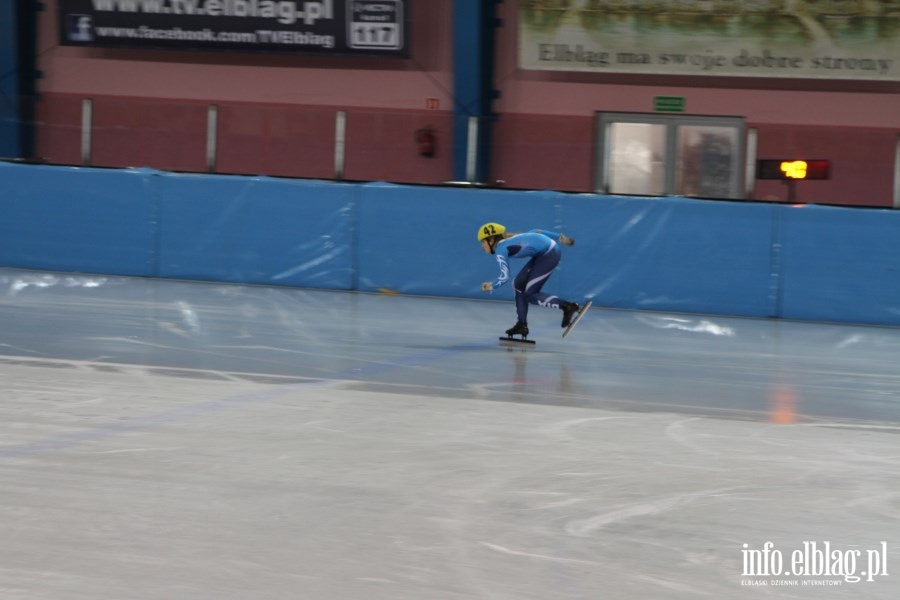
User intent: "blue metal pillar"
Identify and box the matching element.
[0,0,36,160]
[0,0,22,158]
[452,0,499,183]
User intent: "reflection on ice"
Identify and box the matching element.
[176,300,201,334]
[3,273,110,295]
[636,314,736,336]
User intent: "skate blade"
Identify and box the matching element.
[562,300,593,339]
[499,337,536,347]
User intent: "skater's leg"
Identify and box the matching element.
[520,247,580,326]
[531,292,563,309]
[521,248,563,308]
[513,261,535,324]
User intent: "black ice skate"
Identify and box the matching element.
[562,300,593,339]
[505,321,529,338]
[500,321,535,346]
[561,302,581,329]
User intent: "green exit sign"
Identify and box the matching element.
[654,96,686,112]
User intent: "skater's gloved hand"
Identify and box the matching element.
[560,234,575,246]
[481,281,494,293]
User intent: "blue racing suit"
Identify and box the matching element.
[491,229,568,324]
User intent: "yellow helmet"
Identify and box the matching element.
[477,222,506,241]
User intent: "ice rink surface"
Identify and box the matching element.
[1,268,899,599]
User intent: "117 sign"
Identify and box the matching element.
[348,0,404,50]
[351,23,399,48]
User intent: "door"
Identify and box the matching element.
[597,113,745,199]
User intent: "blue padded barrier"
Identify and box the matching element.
[559,195,779,318]
[0,163,156,276]
[2,162,900,327]
[156,173,356,289]
[355,183,559,298]
[778,204,900,326]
